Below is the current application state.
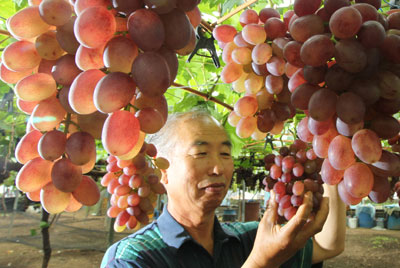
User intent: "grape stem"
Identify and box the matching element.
[86,169,107,177]
[172,82,234,111]
[200,19,214,32]
[63,113,72,135]
[0,29,11,37]
[211,0,259,27]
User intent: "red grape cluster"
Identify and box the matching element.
[216,0,400,206]
[288,0,400,206]
[101,143,168,232]
[15,128,100,214]
[213,8,297,140]
[263,140,324,221]
[3,0,200,227]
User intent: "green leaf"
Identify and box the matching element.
[204,60,218,72]
[13,0,27,10]
[0,1,15,18]
[30,229,37,236]
[173,93,201,112]
[39,221,50,229]
[3,177,15,187]
[221,0,244,15]
[241,159,252,169]
[205,0,224,9]
[0,119,13,132]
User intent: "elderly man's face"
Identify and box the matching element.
[163,116,234,213]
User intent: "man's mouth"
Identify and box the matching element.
[202,183,226,193]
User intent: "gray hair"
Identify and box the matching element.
[147,109,224,159]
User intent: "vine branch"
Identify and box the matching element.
[0,29,11,37]
[41,209,51,268]
[172,82,233,111]
[212,0,259,27]
[200,19,214,32]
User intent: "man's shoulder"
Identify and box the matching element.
[101,220,167,267]
[115,221,166,255]
[221,221,259,236]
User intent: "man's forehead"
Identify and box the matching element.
[175,117,229,143]
[181,114,217,124]
[178,115,222,130]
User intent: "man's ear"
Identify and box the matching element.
[160,169,168,184]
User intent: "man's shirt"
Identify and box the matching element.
[101,208,313,268]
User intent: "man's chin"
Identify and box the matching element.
[200,197,224,212]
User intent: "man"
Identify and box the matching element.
[102,110,346,268]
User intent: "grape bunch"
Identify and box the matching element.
[213,8,297,140]
[101,143,169,232]
[287,0,400,205]
[263,140,324,221]
[15,127,100,213]
[214,1,400,208]
[235,166,265,191]
[2,0,200,220]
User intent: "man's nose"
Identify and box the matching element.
[209,154,225,175]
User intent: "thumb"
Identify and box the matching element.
[264,190,278,224]
[282,191,313,238]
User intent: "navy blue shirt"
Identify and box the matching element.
[101,208,313,268]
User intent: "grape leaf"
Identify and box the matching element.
[39,221,50,229]
[173,93,201,112]
[0,0,16,18]
[221,0,244,15]
[12,0,27,11]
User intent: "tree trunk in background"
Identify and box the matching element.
[41,209,51,268]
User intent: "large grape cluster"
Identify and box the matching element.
[214,8,297,140]
[216,0,400,206]
[289,0,400,206]
[2,0,200,229]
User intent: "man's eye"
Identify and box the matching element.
[196,152,207,156]
[221,152,231,156]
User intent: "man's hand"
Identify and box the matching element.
[242,191,329,268]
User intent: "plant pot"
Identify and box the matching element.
[245,201,260,222]
[222,209,237,222]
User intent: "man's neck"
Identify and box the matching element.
[167,202,216,255]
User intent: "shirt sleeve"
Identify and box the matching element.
[101,258,152,268]
[101,243,153,268]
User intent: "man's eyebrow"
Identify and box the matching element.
[192,140,232,147]
[192,140,208,146]
[222,141,232,147]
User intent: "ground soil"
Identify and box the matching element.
[0,209,399,268]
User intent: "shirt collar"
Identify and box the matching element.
[157,206,240,254]
[157,206,191,252]
[213,215,240,242]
